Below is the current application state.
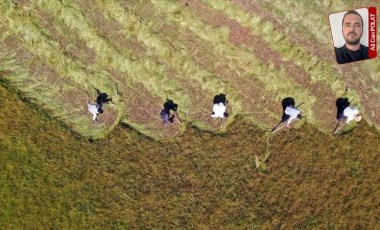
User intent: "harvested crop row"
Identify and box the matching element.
[202,0,351,96]
[62,0,186,138]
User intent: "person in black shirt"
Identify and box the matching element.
[160,99,178,125]
[334,10,369,64]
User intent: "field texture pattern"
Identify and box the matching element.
[0,0,380,228]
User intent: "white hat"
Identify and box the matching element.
[354,114,362,122]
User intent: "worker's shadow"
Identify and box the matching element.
[336,97,350,120]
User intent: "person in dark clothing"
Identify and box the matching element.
[160,99,178,125]
[335,44,368,64]
[334,10,369,64]
[96,89,113,111]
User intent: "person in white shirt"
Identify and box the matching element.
[211,102,228,118]
[343,106,361,123]
[283,105,302,127]
[211,93,228,119]
[87,100,103,122]
[272,97,303,132]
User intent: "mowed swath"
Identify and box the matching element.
[1,0,379,139]
[112,0,281,129]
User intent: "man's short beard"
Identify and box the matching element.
[346,39,361,45]
[345,32,362,46]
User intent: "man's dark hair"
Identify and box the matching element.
[164,100,178,111]
[342,10,363,28]
[213,93,227,105]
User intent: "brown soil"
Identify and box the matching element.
[74,0,148,58]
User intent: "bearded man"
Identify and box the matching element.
[335,10,369,64]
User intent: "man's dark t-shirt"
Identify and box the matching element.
[334,44,369,64]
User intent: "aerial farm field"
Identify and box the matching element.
[0,0,379,228]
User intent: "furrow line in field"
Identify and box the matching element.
[151,0,317,129]
[203,0,380,130]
